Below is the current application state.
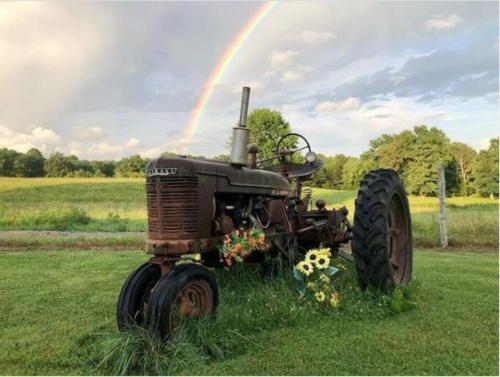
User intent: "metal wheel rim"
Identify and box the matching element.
[169,280,213,331]
[388,192,409,284]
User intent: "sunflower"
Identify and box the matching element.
[305,249,320,264]
[315,291,326,302]
[315,255,330,269]
[307,282,317,290]
[296,261,313,276]
[319,274,330,284]
[318,248,331,258]
[330,291,340,307]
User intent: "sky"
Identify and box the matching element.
[0,1,498,160]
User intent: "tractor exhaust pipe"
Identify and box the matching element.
[230,87,251,166]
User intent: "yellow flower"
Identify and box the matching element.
[330,291,340,307]
[315,291,326,302]
[296,261,313,276]
[320,274,330,284]
[315,255,330,269]
[305,249,320,264]
[318,248,331,258]
[307,282,317,290]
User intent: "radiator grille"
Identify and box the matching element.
[146,176,200,238]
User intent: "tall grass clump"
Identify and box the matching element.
[86,260,419,375]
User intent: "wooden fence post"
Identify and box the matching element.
[438,163,448,248]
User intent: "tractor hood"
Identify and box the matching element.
[146,157,290,197]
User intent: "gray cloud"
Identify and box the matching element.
[0,1,498,158]
[316,38,498,105]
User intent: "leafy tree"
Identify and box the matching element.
[69,158,95,177]
[341,157,375,190]
[364,126,458,196]
[115,155,148,177]
[44,152,76,177]
[449,142,477,195]
[309,154,329,187]
[473,138,499,197]
[246,109,296,163]
[324,154,349,189]
[91,160,115,177]
[13,148,45,177]
[403,126,453,196]
[0,148,20,176]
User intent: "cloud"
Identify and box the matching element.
[125,138,141,148]
[270,49,299,70]
[479,136,498,151]
[425,14,463,30]
[327,39,498,104]
[0,1,497,159]
[315,97,361,112]
[281,70,303,83]
[73,127,105,141]
[140,147,162,159]
[299,30,335,44]
[0,125,60,153]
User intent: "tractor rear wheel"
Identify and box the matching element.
[352,169,413,292]
[117,263,161,330]
[147,263,218,339]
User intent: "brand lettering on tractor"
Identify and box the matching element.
[146,168,177,177]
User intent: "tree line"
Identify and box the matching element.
[0,149,149,178]
[0,109,498,197]
[310,126,498,198]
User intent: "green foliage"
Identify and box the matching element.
[246,108,296,163]
[115,155,149,177]
[367,280,419,314]
[365,126,454,196]
[339,156,376,190]
[473,138,499,197]
[449,142,477,195]
[310,154,349,188]
[0,148,19,176]
[44,152,76,177]
[13,148,45,177]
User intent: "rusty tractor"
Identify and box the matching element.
[117,87,413,338]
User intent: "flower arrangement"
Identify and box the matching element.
[218,227,269,267]
[293,248,340,307]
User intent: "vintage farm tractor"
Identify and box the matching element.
[117,87,413,338]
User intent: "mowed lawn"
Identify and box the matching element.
[0,249,497,375]
[0,177,498,248]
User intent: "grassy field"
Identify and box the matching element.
[0,249,497,375]
[0,177,497,248]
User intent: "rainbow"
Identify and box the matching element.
[180,1,277,153]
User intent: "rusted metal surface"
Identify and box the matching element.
[146,175,200,240]
[148,255,177,275]
[169,280,213,331]
[145,236,223,255]
[388,192,410,284]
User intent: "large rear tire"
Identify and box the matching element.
[147,263,218,339]
[352,169,413,292]
[117,263,161,330]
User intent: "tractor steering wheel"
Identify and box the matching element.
[276,133,312,164]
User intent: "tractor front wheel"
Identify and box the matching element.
[352,169,413,292]
[147,263,218,339]
[117,263,161,330]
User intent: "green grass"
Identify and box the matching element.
[0,178,498,248]
[0,249,497,375]
[0,232,144,251]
